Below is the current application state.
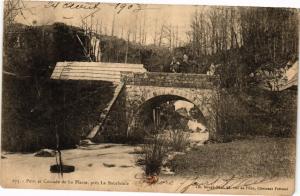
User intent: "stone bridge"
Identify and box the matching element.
[50,62,220,142]
[90,72,220,142]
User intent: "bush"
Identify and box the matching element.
[139,135,169,176]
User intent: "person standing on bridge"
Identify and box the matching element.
[181,54,191,73]
[170,57,181,73]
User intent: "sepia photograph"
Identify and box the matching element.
[0,0,299,195]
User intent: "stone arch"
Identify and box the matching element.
[127,87,217,139]
[127,87,214,118]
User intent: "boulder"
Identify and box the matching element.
[103,163,116,168]
[50,164,75,173]
[161,166,175,175]
[34,149,56,157]
[80,139,94,146]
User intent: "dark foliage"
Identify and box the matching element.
[214,88,297,142]
[2,23,114,152]
[182,7,298,140]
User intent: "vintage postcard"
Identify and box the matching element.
[1,0,298,195]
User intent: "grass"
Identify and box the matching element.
[170,137,295,178]
[167,129,190,152]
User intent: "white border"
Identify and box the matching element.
[0,1,299,196]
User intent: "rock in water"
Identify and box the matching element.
[103,163,116,167]
[80,139,95,146]
[50,164,75,173]
[34,149,56,157]
[161,166,175,175]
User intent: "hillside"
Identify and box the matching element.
[2,22,170,151]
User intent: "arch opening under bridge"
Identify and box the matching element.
[127,94,209,142]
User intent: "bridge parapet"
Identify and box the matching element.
[121,72,219,89]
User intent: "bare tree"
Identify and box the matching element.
[111,12,116,36]
[125,30,131,63]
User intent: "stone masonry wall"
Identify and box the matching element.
[121,72,219,89]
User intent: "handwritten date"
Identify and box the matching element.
[44,2,145,14]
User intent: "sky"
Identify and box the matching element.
[12,0,299,45]
[14,1,205,45]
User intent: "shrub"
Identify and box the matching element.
[139,135,169,176]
